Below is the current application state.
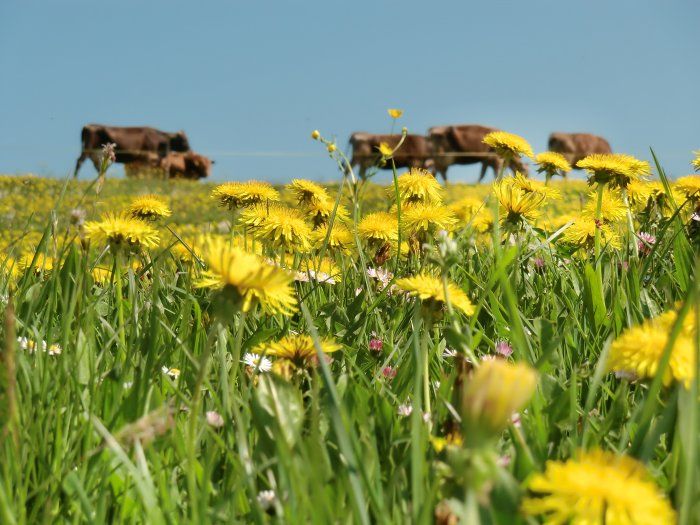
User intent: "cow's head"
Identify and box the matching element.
[171,131,191,152]
[548,133,575,154]
[186,153,212,179]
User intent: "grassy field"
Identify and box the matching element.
[0,146,698,524]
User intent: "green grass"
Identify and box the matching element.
[0,166,698,524]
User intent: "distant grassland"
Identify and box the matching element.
[0,174,589,248]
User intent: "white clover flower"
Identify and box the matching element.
[206,410,225,428]
[397,404,413,417]
[257,490,276,511]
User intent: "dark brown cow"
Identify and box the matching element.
[428,124,529,182]
[349,133,433,179]
[548,132,612,167]
[74,124,191,177]
[160,151,213,179]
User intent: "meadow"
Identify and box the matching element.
[0,133,699,524]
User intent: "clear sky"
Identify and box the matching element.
[1,0,699,183]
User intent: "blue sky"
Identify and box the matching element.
[1,0,699,183]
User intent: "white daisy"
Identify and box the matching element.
[243,353,272,373]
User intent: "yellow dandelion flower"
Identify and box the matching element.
[560,219,621,251]
[91,267,113,285]
[625,180,654,209]
[493,179,544,226]
[377,142,394,157]
[483,131,534,159]
[312,222,354,254]
[311,130,320,140]
[240,204,312,251]
[577,153,651,188]
[287,179,330,205]
[387,108,403,119]
[395,273,475,316]
[327,143,336,153]
[692,150,700,171]
[358,212,399,244]
[582,188,627,223]
[507,172,560,200]
[402,204,457,235]
[84,212,160,251]
[608,308,696,388]
[674,174,700,203]
[522,449,676,525]
[461,359,537,438]
[393,167,443,206]
[197,238,297,316]
[535,151,571,179]
[212,181,280,209]
[651,182,687,216]
[127,194,172,221]
[258,334,341,365]
[18,253,55,274]
[303,197,350,228]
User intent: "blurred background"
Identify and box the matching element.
[1,0,699,183]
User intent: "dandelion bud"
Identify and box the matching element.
[461,360,536,443]
[327,143,336,153]
[311,130,320,140]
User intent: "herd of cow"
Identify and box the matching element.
[74,123,612,182]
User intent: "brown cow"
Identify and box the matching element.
[74,124,191,177]
[429,124,529,182]
[159,151,213,179]
[548,132,612,167]
[349,133,433,179]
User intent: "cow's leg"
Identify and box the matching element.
[73,152,89,178]
[478,162,488,182]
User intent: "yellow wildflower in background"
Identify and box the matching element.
[625,180,654,209]
[197,238,297,316]
[401,204,457,235]
[358,212,399,244]
[387,108,403,119]
[395,273,475,316]
[493,179,544,226]
[483,131,534,159]
[298,257,342,284]
[560,219,621,251]
[535,151,571,180]
[608,308,696,388]
[128,194,172,221]
[648,182,686,217]
[91,267,113,285]
[393,167,443,205]
[312,222,354,254]
[378,142,394,157]
[258,334,341,365]
[522,449,675,525]
[212,180,280,209]
[507,172,560,200]
[582,188,627,223]
[692,150,700,171]
[240,204,312,251]
[461,359,536,438]
[674,174,700,203]
[84,212,160,251]
[18,253,55,274]
[577,153,651,188]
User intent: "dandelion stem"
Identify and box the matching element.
[113,252,127,357]
[594,183,606,279]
